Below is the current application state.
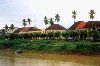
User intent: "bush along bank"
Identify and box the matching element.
[0,39,100,55]
[0,30,100,42]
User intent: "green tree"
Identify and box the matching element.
[89,10,95,29]
[4,24,9,33]
[41,33,47,39]
[5,24,9,30]
[89,10,95,20]
[79,30,87,40]
[72,10,77,30]
[1,29,6,35]
[10,24,15,31]
[69,30,79,41]
[55,14,60,22]
[34,32,41,39]
[47,32,54,39]
[88,30,99,41]
[27,18,32,25]
[54,31,61,39]
[49,18,54,26]
[44,16,48,28]
[62,31,69,40]
[22,19,27,27]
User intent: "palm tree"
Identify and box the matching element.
[55,14,60,22]
[89,10,95,20]
[5,24,9,30]
[4,24,9,33]
[89,10,95,29]
[72,10,77,30]
[27,18,32,25]
[22,19,27,27]
[44,16,48,28]
[10,24,14,31]
[9,24,15,33]
[49,18,54,26]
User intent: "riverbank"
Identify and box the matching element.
[0,39,100,56]
[0,49,100,66]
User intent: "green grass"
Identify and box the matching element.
[0,39,100,54]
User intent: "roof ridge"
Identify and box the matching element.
[46,24,66,30]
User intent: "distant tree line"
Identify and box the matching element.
[0,30,100,42]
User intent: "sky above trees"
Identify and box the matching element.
[0,0,100,29]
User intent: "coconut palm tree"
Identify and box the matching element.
[4,24,9,33]
[49,18,54,26]
[22,19,27,27]
[55,14,60,22]
[10,24,15,31]
[44,16,48,28]
[89,10,95,20]
[89,10,95,29]
[5,24,9,30]
[72,10,77,30]
[9,24,15,34]
[27,18,32,25]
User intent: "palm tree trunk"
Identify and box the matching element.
[74,19,75,30]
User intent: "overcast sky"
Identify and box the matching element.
[0,0,100,29]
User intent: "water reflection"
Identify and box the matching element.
[0,51,99,66]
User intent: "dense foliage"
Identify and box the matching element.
[0,30,100,41]
[0,39,99,55]
[0,30,100,55]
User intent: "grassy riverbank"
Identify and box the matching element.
[0,39,100,55]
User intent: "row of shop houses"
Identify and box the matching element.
[1,21,100,34]
[69,21,100,31]
[15,24,66,33]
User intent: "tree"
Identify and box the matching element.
[5,24,9,30]
[72,10,77,30]
[55,14,60,22]
[27,18,32,25]
[89,10,95,29]
[4,24,9,33]
[79,30,87,40]
[62,31,69,40]
[49,18,54,26]
[10,24,14,31]
[47,32,54,39]
[89,10,95,20]
[41,33,46,39]
[88,30,99,41]
[22,19,27,27]
[69,30,79,40]
[54,31,61,39]
[44,16,48,28]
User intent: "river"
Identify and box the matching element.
[0,50,99,66]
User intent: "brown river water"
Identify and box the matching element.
[0,50,100,66]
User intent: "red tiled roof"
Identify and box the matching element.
[76,22,87,29]
[46,24,66,30]
[69,21,83,29]
[69,21,100,30]
[18,27,41,32]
